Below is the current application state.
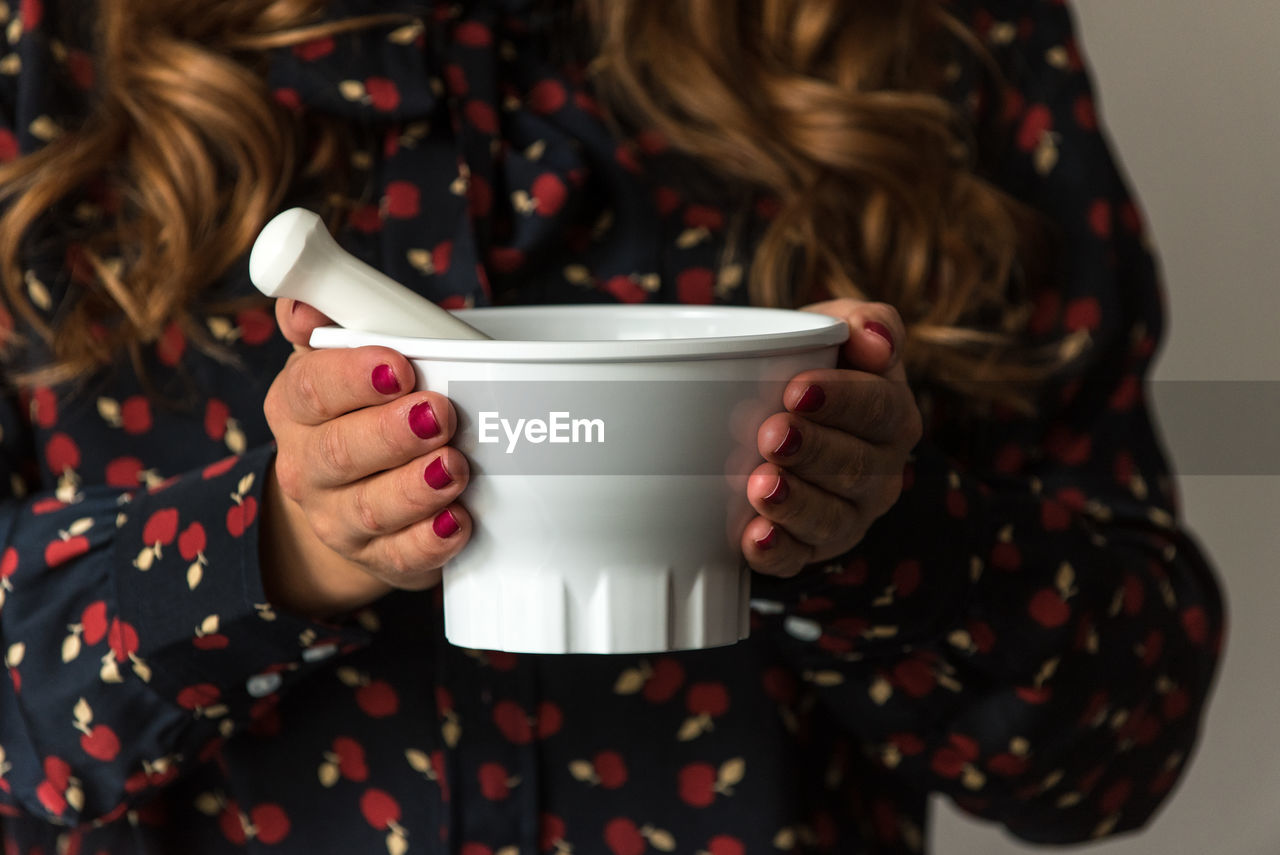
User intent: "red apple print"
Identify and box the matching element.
[178,523,207,562]
[444,64,469,96]
[531,173,567,216]
[1029,589,1071,628]
[0,129,17,162]
[220,802,248,845]
[528,79,566,114]
[1017,104,1052,151]
[45,535,90,568]
[250,803,291,844]
[20,0,43,31]
[143,508,179,546]
[1139,629,1164,668]
[464,100,498,135]
[485,651,519,671]
[677,762,717,807]
[1181,606,1209,645]
[478,762,511,800]
[467,174,493,218]
[760,666,797,705]
[192,633,229,651]
[273,87,302,112]
[536,700,563,739]
[454,21,491,47]
[539,814,566,851]
[349,203,383,234]
[990,541,1021,571]
[80,600,108,644]
[488,246,525,273]
[431,750,450,802]
[929,746,966,778]
[32,386,57,427]
[105,456,144,487]
[643,658,685,703]
[683,205,724,231]
[1088,199,1112,238]
[604,275,647,303]
[1100,778,1133,815]
[365,77,401,111]
[332,736,369,781]
[1064,297,1101,332]
[493,699,533,744]
[177,683,220,710]
[614,143,640,173]
[686,683,729,717]
[80,724,121,761]
[594,751,628,789]
[1073,94,1097,131]
[603,817,646,855]
[432,240,454,275]
[460,845,492,855]
[226,497,258,538]
[359,788,401,830]
[44,756,71,790]
[1108,374,1139,411]
[120,395,152,435]
[36,780,66,816]
[384,181,421,219]
[1,546,16,580]
[293,36,335,61]
[653,186,681,215]
[356,680,399,718]
[892,657,936,698]
[708,835,745,855]
[107,617,139,662]
[236,308,275,345]
[676,268,714,304]
[1016,686,1051,704]
[1163,687,1189,720]
[46,432,81,472]
[892,560,922,597]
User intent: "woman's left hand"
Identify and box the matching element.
[743,299,923,577]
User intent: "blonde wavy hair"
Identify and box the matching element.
[0,0,1063,407]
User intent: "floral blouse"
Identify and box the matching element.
[0,1,1224,853]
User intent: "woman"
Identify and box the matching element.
[0,1,1223,853]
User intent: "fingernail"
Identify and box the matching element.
[764,474,788,505]
[424,456,452,489]
[372,364,400,395]
[754,526,777,550]
[773,426,802,457]
[409,402,440,439]
[290,300,301,315]
[794,384,825,413]
[433,509,460,538]
[865,322,895,355]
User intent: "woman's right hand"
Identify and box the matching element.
[259,299,472,618]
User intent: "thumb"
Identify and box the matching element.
[275,299,336,352]
[800,299,904,377]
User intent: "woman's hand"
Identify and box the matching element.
[742,299,922,577]
[259,300,472,618]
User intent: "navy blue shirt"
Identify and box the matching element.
[0,1,1223,852]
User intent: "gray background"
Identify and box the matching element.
[935,2,1280,853]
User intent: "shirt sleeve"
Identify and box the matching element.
[749,0,1224,844]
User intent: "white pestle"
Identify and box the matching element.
[248,207,491,340]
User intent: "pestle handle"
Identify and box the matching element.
[248,208,491,340]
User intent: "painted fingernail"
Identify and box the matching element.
[764,474,789,505]
[773,426,802,457]
[290,300,301,315]
[865,321,895,355]
[424,456,452,489]
[372,364,400,395]
[433,509,460,538]
[754,526,777,550]
[795,384,825,413]
[409,402,440,439]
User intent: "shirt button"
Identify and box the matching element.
[247,672,283,697]
[302,642,338,663]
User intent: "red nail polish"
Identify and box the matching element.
[795,384,825,413]
[773,426,801,457]
[372,364,400,395]
[409,402,440,439]
[865,321,895,355]
[424,456,452,489]
[433,509,460,538]
[754,527,777,550]
[764,475,788,505]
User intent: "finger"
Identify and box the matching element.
[268,345,417,428]
[741,515,810,578]
[361,503,473,590]
[746,462,861,550]
[307,392,456,488]
[800,299,906,377]
[276,299,337,351]
[777,371,920,447]
[319,447,470,550]
[757,410,903,498]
